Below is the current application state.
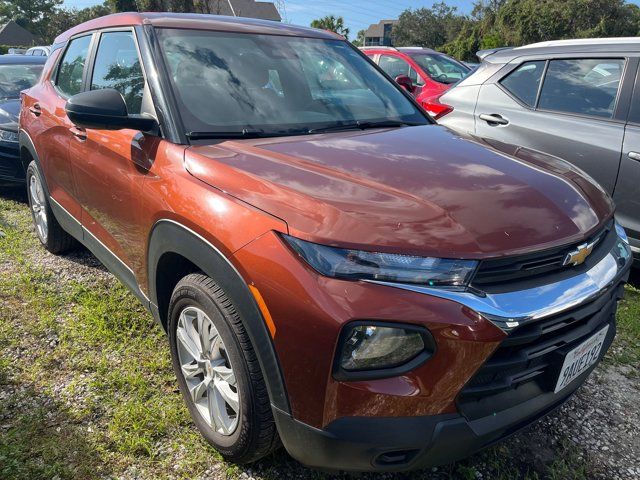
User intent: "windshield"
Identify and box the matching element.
[0,64,43,99]
[411,53,469,85]
[156,29,428,137]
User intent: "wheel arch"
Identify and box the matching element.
[19,130,49,194]
[147,219,291,414]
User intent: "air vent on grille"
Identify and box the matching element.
[472,221,613,292]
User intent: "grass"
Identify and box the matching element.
[0,189,638,480]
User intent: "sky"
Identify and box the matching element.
[62,0,640,40]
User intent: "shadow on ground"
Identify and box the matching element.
[0,363,110,480]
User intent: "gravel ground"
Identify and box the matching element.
[1,186,639,480]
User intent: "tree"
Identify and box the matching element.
[352,29,365,47]
[40,2,111,44]
[392,3,463,48]
[310,15,349,39]
[0,0,62,38]
[106,0,138,12]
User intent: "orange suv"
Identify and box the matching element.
[19,13,632,472]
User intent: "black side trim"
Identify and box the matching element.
[147,219,290,414]
[48,197,149,307]
[48,197,82,242]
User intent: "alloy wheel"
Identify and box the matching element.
[176,306,240,435]
[29,173,48,243]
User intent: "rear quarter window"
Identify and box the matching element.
[499,61,545,107]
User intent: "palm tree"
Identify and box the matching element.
[310,15,350,39]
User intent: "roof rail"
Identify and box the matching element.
[359,46,397,51]
[476,46,512,60]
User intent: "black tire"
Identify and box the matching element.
[168,273,280,463]
[25,161,76,254]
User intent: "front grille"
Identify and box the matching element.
[472,221,614,293]
[457,282,624,421]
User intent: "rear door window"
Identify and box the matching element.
[378,55,410,79]
[90,31,145,114]
[538,58,624,118]
[499,61,545,107]
[56,35,92,97]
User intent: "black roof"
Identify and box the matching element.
[0,55,47,65]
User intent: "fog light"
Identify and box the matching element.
[336,323,435,379]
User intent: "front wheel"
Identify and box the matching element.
[26,161,76,254]
[168,273,279,463]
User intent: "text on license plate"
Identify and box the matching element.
[554,325,609,394]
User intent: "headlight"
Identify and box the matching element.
[615,220,629,244]
[335,322,435,380]
[283,235,478,287]
[0,129,18,143]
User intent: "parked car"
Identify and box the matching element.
[25,46,51,57]
[437,38,640,267]
[361,46,470,114]
[0,55,46,184]
[20,14,632,472]
[7,48,26,55]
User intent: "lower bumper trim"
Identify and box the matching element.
[274,373,588,472]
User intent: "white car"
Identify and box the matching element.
[25,46,50,57]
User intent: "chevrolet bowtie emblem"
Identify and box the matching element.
[563,241,596,267]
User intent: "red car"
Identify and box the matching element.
[19,13,632,472]
[362,46,470,118]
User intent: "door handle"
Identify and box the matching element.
[479,113,509,126]
[628,151,640,162]
[29,104,41,117]
[69,126,87,141]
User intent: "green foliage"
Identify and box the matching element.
[0,45,29,54]
[353,29,366,47]
[396,0,640,61]
[393,2,464,48]
[0,0,62,39]
[310,15,350,39]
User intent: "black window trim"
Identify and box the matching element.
[624,60,640,126]
[51,32,97,100]
[86,27,151,117]
[495,54,634,124]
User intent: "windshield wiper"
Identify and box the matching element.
[186,128,269,140]
[307,120,423,134]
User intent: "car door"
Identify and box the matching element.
[615,62,640,256]
[378,54,415,93]
[68,29,160,278]
[474,56,633,194]
[24,34,94,228]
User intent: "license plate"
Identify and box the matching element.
[554,325,609,394]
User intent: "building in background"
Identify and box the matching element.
[364,19,397,46]
[0,21,38,47]
[207,0,281,21]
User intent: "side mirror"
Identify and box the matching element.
[394,74,414,93]
[65,88,157,132]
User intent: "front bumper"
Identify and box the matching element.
[235,230,632,471]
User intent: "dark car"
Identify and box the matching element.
[0,55,45,184]
[437,38,640,266]
[20,14,632,472]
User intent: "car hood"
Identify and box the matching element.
[0,98,20,130]
[185,125,613,258]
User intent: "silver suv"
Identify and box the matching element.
[438,38,640,266]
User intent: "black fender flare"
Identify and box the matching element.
[147,219,291,414]
[19,129,50,196]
